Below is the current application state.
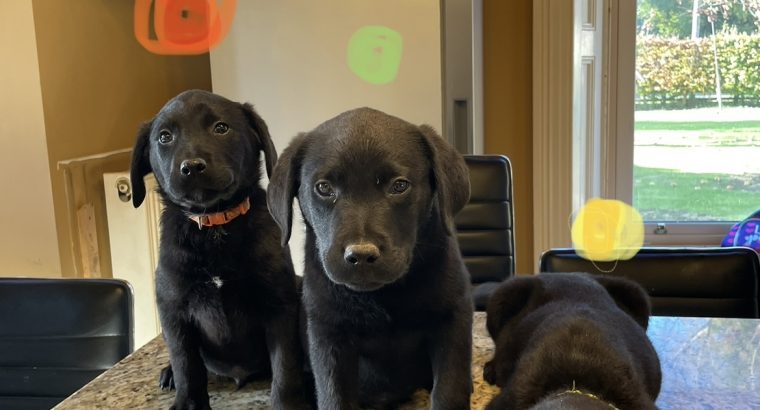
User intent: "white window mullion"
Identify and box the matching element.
[602,0,635,205]
[574,0,605,212]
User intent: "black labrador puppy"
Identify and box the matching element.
[130,90,310,410]
[267,107,474,409]
[483,272,662,410]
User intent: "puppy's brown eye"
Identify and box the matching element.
[158,130,173,144]
[213,122,229,134]
[315,181,334,197]
[391,179,410,194]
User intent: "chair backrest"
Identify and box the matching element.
[0,278,133,409]
[456,155,516,309]
[539,247,760,318]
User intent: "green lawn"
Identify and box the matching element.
[635,120,760,147]
[635,120,760,132]
[633,166,760,221]
[631,108,760,221]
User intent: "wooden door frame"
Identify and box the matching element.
[532,0,575,269]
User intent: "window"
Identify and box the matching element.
[617,0,760,245]
[533,0,760,261]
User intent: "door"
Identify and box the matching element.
[441,0,484,154]
[103,172,162,348]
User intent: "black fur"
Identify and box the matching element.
[130,90,310,410]
[483,272,662,410]
[267,107,474,409]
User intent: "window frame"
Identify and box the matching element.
[608,0,734,246]
[532,0,734,270]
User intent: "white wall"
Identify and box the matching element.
[0,0,61,277]
[211,0,442,274]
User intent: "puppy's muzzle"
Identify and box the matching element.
[180,158,207,176]
[343,243,380,266]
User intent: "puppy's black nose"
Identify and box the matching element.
[180,158,207,176]
[344,243,380,265]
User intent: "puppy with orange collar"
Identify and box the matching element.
[130,90,311,410]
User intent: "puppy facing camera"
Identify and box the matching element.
[267,107,474,409]
[484,272,662,410]
[130,90,311,410]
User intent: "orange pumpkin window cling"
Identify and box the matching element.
[570,198,644,262]
[134,0,237,55]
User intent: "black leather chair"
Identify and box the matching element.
[539,247,760,318]
[0,278,133,409]
[456,155,516,311]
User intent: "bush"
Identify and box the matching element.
[636,34,760,108]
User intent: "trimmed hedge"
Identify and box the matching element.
[637,34,760,107]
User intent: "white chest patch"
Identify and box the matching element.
[211,276,224,288]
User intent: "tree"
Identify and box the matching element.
[740,0,760,29]
[638,0,693,37]
[638,0,760,37]
[702,0,730,108]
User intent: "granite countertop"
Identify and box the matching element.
[54,313,760,409]
[54,313,499,409]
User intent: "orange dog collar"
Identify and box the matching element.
[188,197,250,229]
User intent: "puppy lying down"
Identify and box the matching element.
[484,272,662,410]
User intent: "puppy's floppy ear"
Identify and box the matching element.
[130,120,153,208]
[241,103,277,179]
[486,276,540,338]
[594,275,652,329]
[417,125,471,235]
[267,133,308,246]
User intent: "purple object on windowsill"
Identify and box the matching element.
[721,208,760,252]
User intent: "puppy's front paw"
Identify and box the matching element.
[483,360,496,385]
[277,395,313,410]
[484,392,512,410]
[271,387,314,410]
[170,395,211,410]
[159,365,175,390]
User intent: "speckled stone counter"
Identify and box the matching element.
[54,313,498,409]
[54,314,760,409]
[649,317,760,410]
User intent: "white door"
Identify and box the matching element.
[103,172,162,349]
